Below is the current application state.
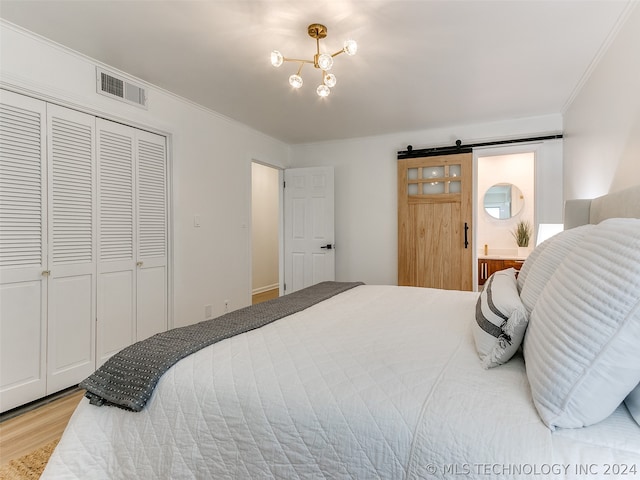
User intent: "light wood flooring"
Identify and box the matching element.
[0,388,84,466]
[252,287,279,304]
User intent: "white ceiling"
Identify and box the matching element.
[0,1,634,144]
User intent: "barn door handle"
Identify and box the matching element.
[464,223,469,249]
[321,244,334,250]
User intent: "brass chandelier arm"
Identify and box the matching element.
[331,48,347,58]
[282,57,314,64]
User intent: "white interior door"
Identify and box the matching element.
[135,130,167,341]
[283,167,335,294]
[46,104,97,392]
[0,90,48,412]
[96,120,168,363]
[96,119,136,366]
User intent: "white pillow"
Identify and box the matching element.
[516,235,551,293]
[473,268,528,368]
[524,218,640,429]
[518,223,595,314]
[625,384,640,426]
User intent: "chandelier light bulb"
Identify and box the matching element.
[324,73,337,88]
[317,84,330,97]
[343,39,358,56]
[317,53,333,71]
[271,50,284,67]
[289,74,303,89]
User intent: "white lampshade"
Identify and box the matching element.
[289,74,303,89]
[271,50,284,67]
[316,84,330,97]
[343,39,358,56]
[536,223,563,246]
[317,53,333,71]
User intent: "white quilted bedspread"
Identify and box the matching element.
[42,285,640,479]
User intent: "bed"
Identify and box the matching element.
[43,186,640,479]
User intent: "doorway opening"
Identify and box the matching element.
[477,151,535,255]
[475,148,536,290]
[251,162,282,304]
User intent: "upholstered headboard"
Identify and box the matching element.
[564,185,640,229]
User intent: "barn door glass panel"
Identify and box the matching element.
[406,164,463,197]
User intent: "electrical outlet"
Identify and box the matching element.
[204,304,212,318]
[224,300,229,312]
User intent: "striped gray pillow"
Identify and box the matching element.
[473,268,529,368]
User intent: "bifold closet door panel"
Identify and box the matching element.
[96,118,136,367]
[46,104,97,393]
[136,129,167,341]
[0,90,48,412]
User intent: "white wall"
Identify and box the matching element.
[563,4,640,199]
[251,162,280,294]
[290,115,563,285]
[0,21,291,326]
[0,19,571,310]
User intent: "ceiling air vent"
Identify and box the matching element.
[96,68,147,108]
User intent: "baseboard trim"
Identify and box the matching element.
[0,386,81,423]
[252,283,279,296]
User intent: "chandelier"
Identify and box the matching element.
[270,23,357,98]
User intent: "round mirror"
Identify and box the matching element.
[483,183,524,219]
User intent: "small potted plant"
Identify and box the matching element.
[512,220,532,256]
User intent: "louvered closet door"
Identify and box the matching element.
[96,119,136,366]
[96,120,168,364]
[46,104,96,393]
[0,90,47,412]
[136,130,167,341]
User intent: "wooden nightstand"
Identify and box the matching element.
[478,257,525,286]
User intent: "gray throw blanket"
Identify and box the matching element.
[80,281,363,412]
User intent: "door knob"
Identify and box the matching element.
[320,244,334,250]
[136,261,143,267]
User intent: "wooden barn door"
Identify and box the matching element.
[398,153,473,291]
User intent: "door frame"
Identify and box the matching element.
[249,160,285,302]
[473,142,540,290]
